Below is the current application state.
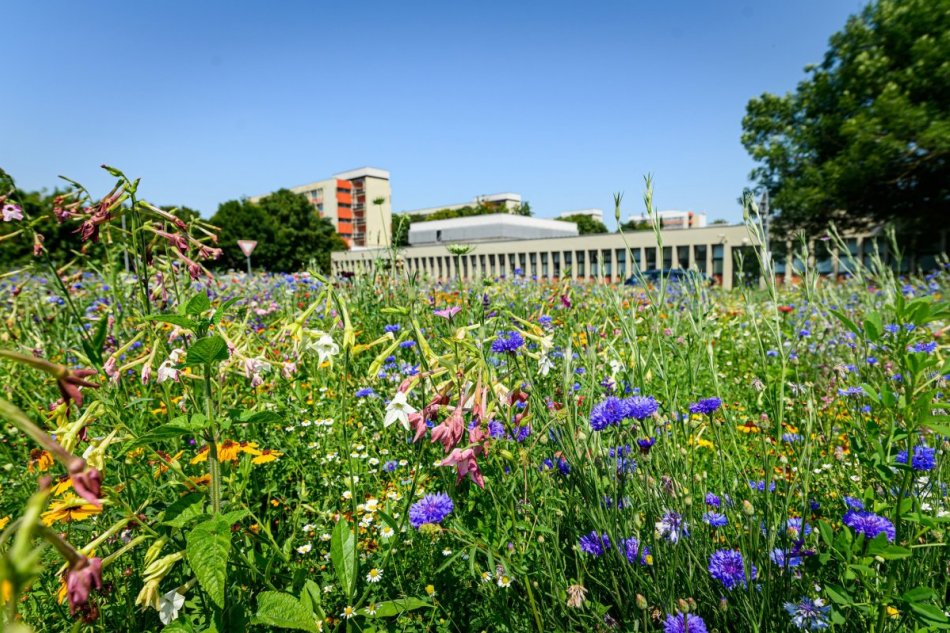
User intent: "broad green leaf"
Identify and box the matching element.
[252,592,319,632]
[242,411,282,426]
[186,335,230,366]
[829,309,861,337]
[902,587,937,603]
[825,585,852,606]
[123,421,195,452]
[300,580,325,619]
[186,515,232,608]
[363,597,431,618]
[185,293,211,315]
[221,509,249,525]
[863,313,882,341]
[91,314,109,361]
[330,519,356,599]
[162,492,206,528]
[211,297,240,324]
[910,602,949,623]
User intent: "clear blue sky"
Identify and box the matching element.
[3,0,866,223]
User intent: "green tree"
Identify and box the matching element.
[209,190,347,273]
[561,214,609,235]
[618,219,651,232]
[741,0,949,251]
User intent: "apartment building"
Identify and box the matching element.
[252,167,391,248]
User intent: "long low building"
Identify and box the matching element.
[333,225,760,288]
[408,214,579,245]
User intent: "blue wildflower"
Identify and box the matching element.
[708,549,755,590]
[843,511,896,542]
[626,395,659,421]
[383,324,400,333]
[896,444,936,471]
[355,387,375,398]
[688,397,722,415]
[409,493,454,528]
[491,331,525,354]
[590,396,628,431]
[909,341,937,353]
[578,531,610,557]
[703,512,728,528]
[843,496,864,511]
[622,537,651,565]
[663,612,708,633]
[784,597,831,630]
[656,511,688,543]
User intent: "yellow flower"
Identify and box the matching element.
[0,516,10,530]
[50,475,73,496]
[252,449,283,465]
[153,450,184,478]
[42,495,102,525]
[886,606,900,618]
[28,449,54,472]
[425,584,436,596]
[689,435,715,450]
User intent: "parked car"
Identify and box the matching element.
[624,268,713,286]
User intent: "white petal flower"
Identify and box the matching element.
[384,391,416,430]
[159,590,185,624]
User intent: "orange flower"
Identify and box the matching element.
[41,495,102,525]
[183,474,212,490]
[28,449,54,473]
[0,516,10,531]
[51,475,73,495]
[251,449,283,465]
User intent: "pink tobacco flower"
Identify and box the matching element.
[66,556,103,615]
[430,407,465,453]
[70,464,103,507]
[2,203,24,222]
[442,447,485,488]
[57,368,99,409]
[433,306,461,319]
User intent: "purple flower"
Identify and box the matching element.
[656,510,689,543]
[590,396,628,431]
[909,341,937,353]
[785,597,831,630]
[689,397,722,415]
[895,444,936,471]
[409,492,454,528]
[2,203,24,222]
[837,386,864,397]
[625,395,659,420]
[703,511,728,528]
[708,549,755,590]
[705,493,721,508]
[843,511,896,542]
[491,331,525,354]
[488,419,505,439]
[66,556,103,615]
[579,531,611,557]
[843,496,864,511]
[622,537,651,565]
[770,547,803,569]
[637,437,656,453]
[663,612,708,633]
[433,306,461,319]
[355,387,375,398]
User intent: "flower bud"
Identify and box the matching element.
[742,500,755,516]
[635,594,648,610]
[144,536,169,567]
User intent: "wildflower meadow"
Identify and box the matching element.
[0,166,948,632]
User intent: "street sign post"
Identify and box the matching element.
[237,240,258,274]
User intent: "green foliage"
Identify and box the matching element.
[618,218,651,232]
[186,515,233,608]
[561,213,609,234]
[392,201,532,246]
[741,0,949,249]
[208,190,347,272]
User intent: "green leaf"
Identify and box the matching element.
[910,602,949,623]
[363,597,431,618]
[91,314,109,362]
[211,297,239,325]
[902,587,937,603]
[221,509,249,525]
[330,519,356,599]
[863,313,882,342]
[825,585,852,606]
[300,580,325,619]
[242,411,282,426]
[186,335,230,366]
[162,492,206,528]
[186,515,232,608]
[829,309,861,337]
[123,420,195,452]
[252,592,319,632]
[877,545,912,560]
[185,293,211,315]
[144,314,200,330]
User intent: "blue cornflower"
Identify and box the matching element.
[896,444,936,471]
[409,493,454,528]
[488,419,505,439]
[355,387,375,398]
[556,457,571,475]
[784,597,831,630]
[866,356,878,365]
[688,397,722,415]
[843,496,864,511]
[770,548,803,569]
[512,424,531,442]
[383,460,399,473]
[383,324,400,333]
[578,531,610,557]
[538,315,553,328]
[708,549,755,590]
[782,433,803,443]
[663,612,708,633]
[909,341,937,353]
[705,493,722,508]
[843,511,896,542]
[784,518,812,538]
[656,510,689,543]
[884,324,900,335]
[767,349,779,357]
[637,437,656,453]
[626,395,659,420]
[837,386,864,397]
[399,340,416,349]
[703,512,728,528]
[622,537,651,565]
[590,396,629,431]
[749,480,776,492]
[491,331,525,354]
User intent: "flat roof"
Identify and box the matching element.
[334,167,390,180]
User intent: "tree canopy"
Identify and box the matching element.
[209,190,347,273]
[741,0,949,248]
[561,214,609,235]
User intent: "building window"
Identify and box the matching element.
[694,245,707,273]
[663,246,673,269]
[712,244,724,275]
[677,245,689,268]
[488,253,496,275]
[839,238,858,274]
[645,247,656,270]
[615,249,626,278]
[575,251,585,277]
[602,249,612,278]
[541,252,549,278]
[552,251,560,277]
[816,240,833,275]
